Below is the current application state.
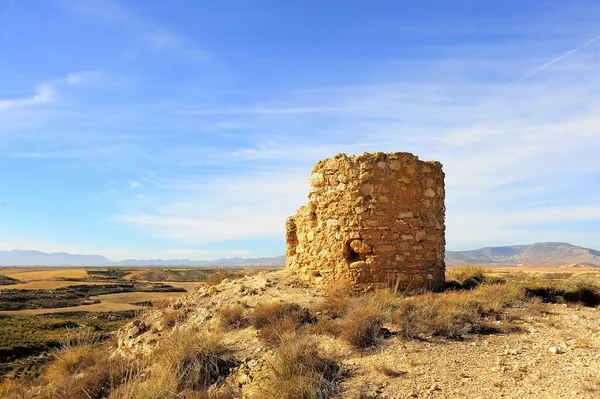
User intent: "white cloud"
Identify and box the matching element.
[0,84,54,110]
[64,71,102,85]
[129,181,141,188]
[116,169,308,242]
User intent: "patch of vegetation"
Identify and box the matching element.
[525,282,600,306]
[445,265,505,290]
[250,302,314,345]
[0,311,135,378]
[0,283,186,311]
[218,304,248,330]
[339,297,385,349]
[109,327,237,398]
[86,269,131,279]
[260,331,343,399]
[0,275,20,286]
[130,267,244,283]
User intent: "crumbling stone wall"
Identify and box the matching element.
[285,152,445,291]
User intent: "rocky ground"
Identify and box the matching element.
[116,269,600,399]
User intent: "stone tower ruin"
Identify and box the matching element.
[285,152,445,291]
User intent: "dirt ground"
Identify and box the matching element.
[338,303,600,398]
[115,268,600,399]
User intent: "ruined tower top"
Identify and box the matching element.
[285,151,446,291]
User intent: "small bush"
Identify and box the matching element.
[205,269,237,286]
[308,316,342,336]
[218,304,247,330]
[392,283,526,339]
[339,298,384,349]
[525,280,600,307]
[161,309,185,328]
[258,316,299,345]
[157,328,236,392]
[251,302,314,345]
[318,281,354,318]
[445,266,506,290]
[261,332,342,399]
[250,302,313,330]
[42,344,129,399]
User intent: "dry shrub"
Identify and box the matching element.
[250,302,314,345]
[308,316,342,336]
[525,280,600,307]
[42,344,129,399]
[156,328,236,392]
[261,332,342,399]
[446,265,486,283]
[339,297,384,349]
[111,328,235,399]
[218,304,248,330]
[0,378,24,398]
[392,282,525,339]
[258,316,300,345]
[250,302,313,330]
[205,269,237,286]
[319,280,354,318]
[108,363,177,399]
[162,309,185,328]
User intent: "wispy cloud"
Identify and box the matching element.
[60,0,208,61]
[518,35,600,82]
[0,84,54,110]
[181,106,355,116]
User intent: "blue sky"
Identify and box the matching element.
[1,0,599,260]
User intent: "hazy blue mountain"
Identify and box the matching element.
[3,244,599,267]
[0,250,286,267]
[446,242,600,266]
[0,250,115,266]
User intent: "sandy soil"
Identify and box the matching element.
[1,268,89,281]
[117,269,600,399]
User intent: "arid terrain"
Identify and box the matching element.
[0,267,261,380]
[1,265,598,398]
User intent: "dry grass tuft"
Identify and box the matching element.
[392,283,526,339]
[205,269,238,286]
[339,297,385,349]
[446,265,486,282]
[250,302,314,345]
[260,331,342,399]
[525,279,600,307]
[319,280,354,318]
[42,345,129,399]
[218,304,248,330]
[156,327,236,392]
[308,316,342,336]
[250,302,313,329]
[161,309,185,328]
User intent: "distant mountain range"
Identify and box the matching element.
[446,242,600,267]
[0,250,286,267]
[1,242,599,267]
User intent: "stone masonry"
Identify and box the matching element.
[285,152,445,291]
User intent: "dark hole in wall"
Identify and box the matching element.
[344,242,365,263]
